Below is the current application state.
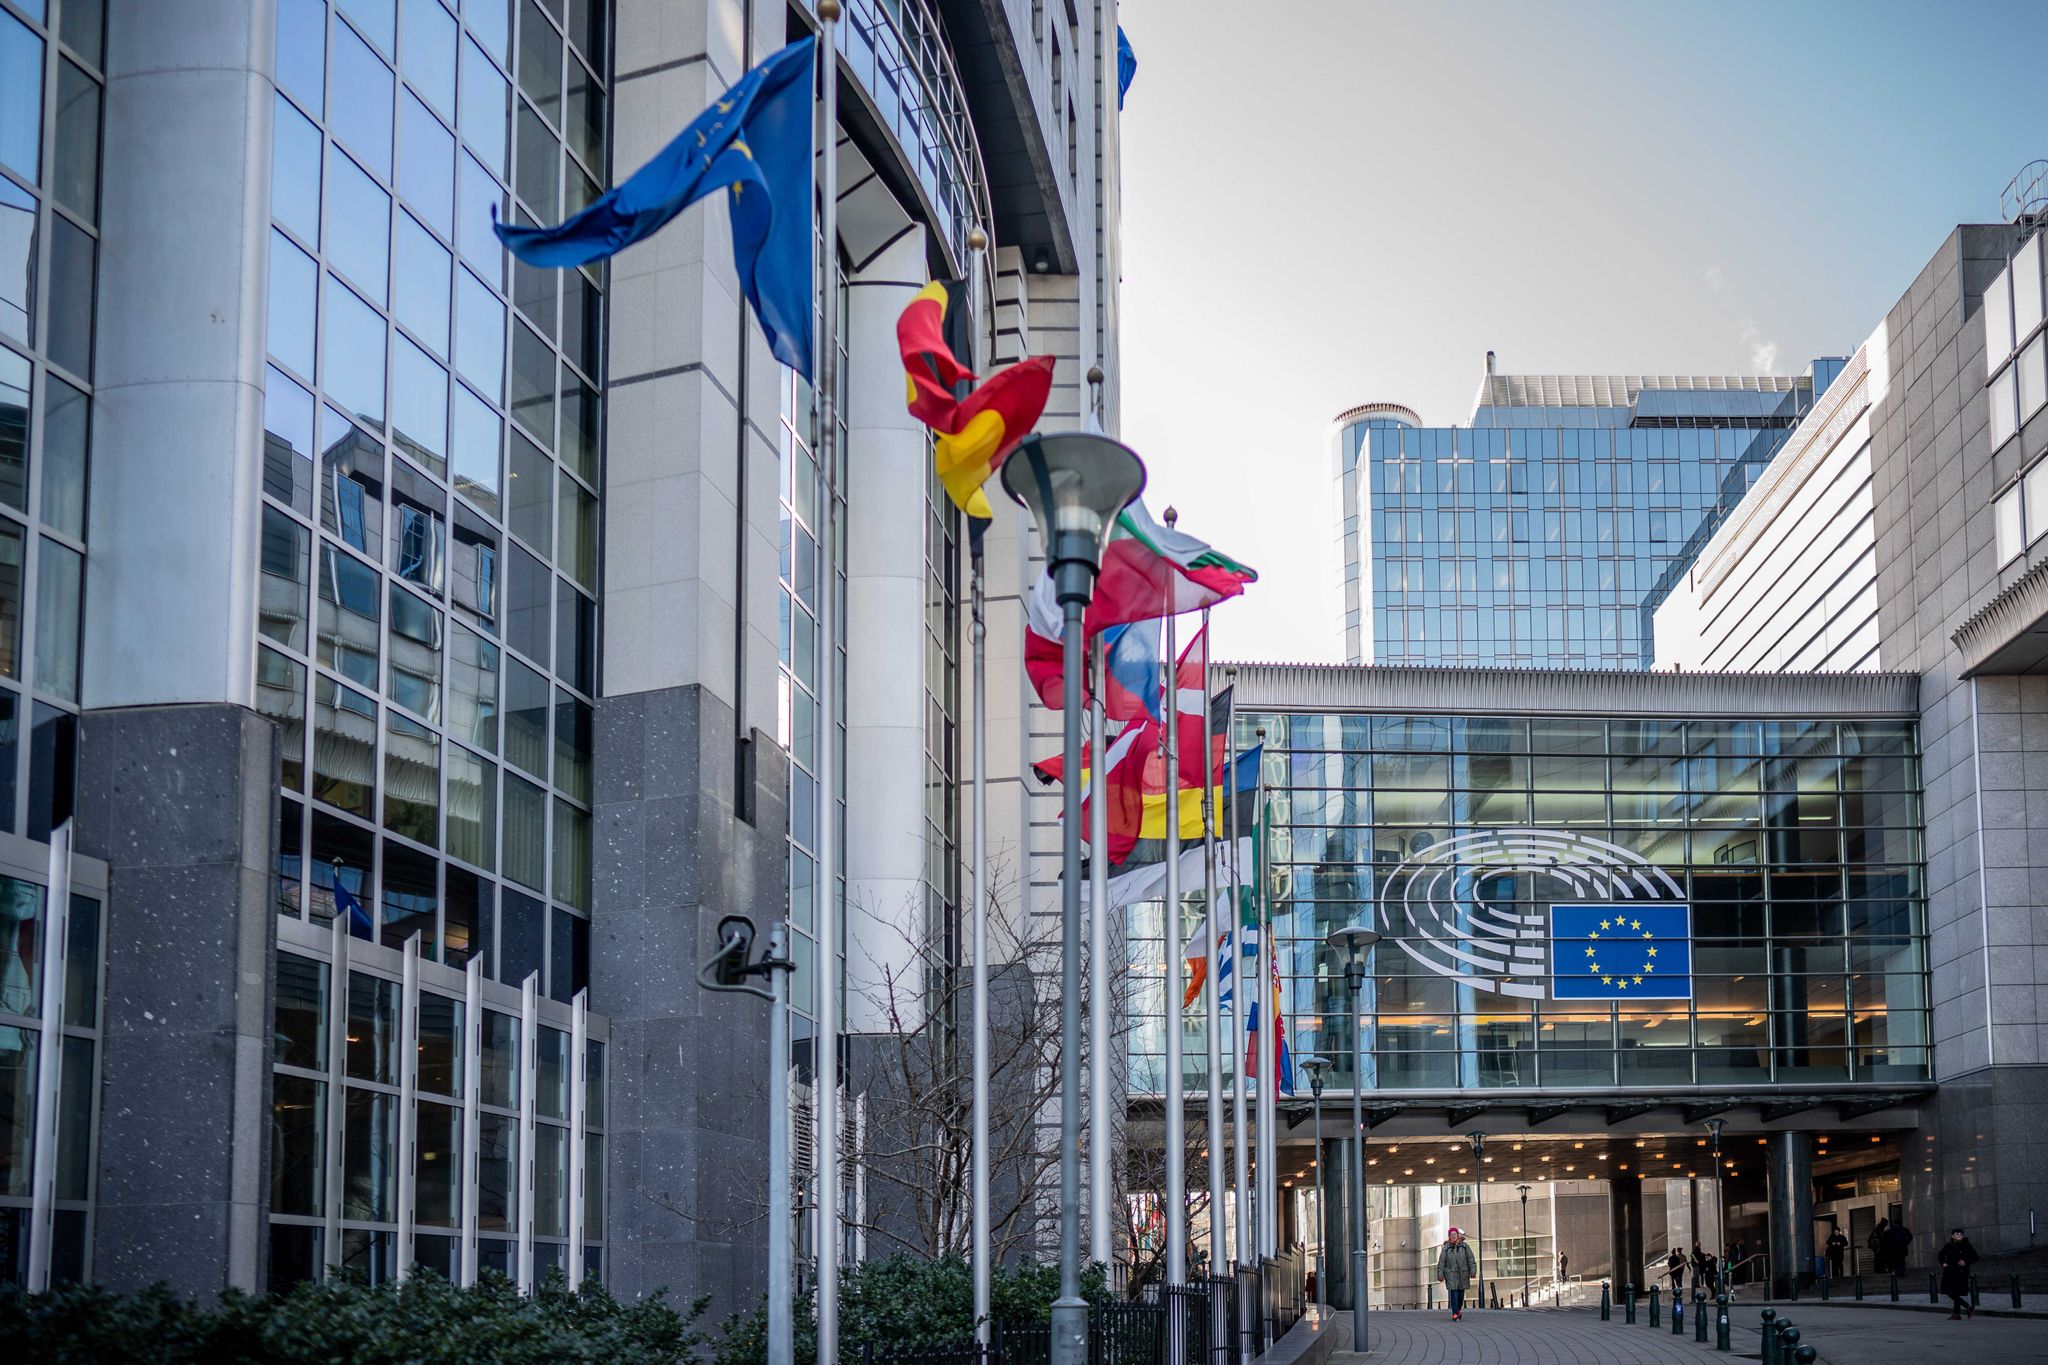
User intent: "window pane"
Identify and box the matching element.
[270,1073,326,1215]
[41,375,89,536]
[565,54,602,171]
[459,37,509,178]
[275,0,327,117]
[274,952,328,1069]
[55,1035,91,1201]
[268,230,319,378]
[272,93,323,247]
[561,267,600,381]
[329,149,392,305]
[257,645,307,791]
[331,20,395,181]
[313,672,377,816]
[318,544,381,686]
[397,90,454,238]
[478,1113,516,1231]
[0,349,25,511]
[387,579,443,716]
[448,619,499,752]
[322,276,388,425]
[517,0,561,123]
[59,0,103,67]
[555,578,592,693]
[534,1122,566,1236]
[260,506,311,650]
[0,178,32,347]
[504,654,548,778]
[35,537,82,701]
[500,885,544,983]
[508,430,551,552]
[28,702,74,842]
[53,58,101,222]
[471,0,511,63]
[401,0,458,115]
[502,773,545,890]
[452,382,502,516]
[416,1098,461,1226]
[0,881,41,1016]
[457,150,505,284]
[347,970,399,1082]
[394,209,452,355]
[510,322,553,445]
[455,266,506,401]
[481,1010,519,1106]
[445,863,480,964]
[0,521,23,679]
[418,992,462,1095]
[506,542,549,663]
[392,335,448,474]
[340,0,397,51]
[550,802,588,912]
[48,217,97,379]
[343,1088,396,1219]
[560,367,597,483]
[447,743,496,869]
[553,688,589,802]
[0,13,45,184]
[513,251,556,342]
[385,708,440,846]
[536,1025,568,1120]
[514,101,559,220]
[556,469,593,588]
[321,415,385,555]
[2020,334,2046,422]
[1986,267,2015,373]
[2016,234,2045,342]
[63,893,97,1028]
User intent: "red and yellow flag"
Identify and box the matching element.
[897,282,1055,519]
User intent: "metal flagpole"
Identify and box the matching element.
[962,222,987,1342]
[1200,614,1224,1273]
[1089,634,1112,1270]
[1162,593,1185,1285]
[1253,731,1275,1259]
[814,10,844,1365]
[1226,669,1249,1271]
[767,924,795,1365]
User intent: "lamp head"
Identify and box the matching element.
[1298,1054,1331,1097]
[1000,432,1146,605]
[1327,924,1381,968]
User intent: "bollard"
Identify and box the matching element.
[1969,1274,1980,1309]
[1854,1273,1864,1301]
[1427,1282,1434,1310]
[1889,1272,1899,1302]
[1625,1282,1637,1324]
[2014,1274,2024,1310]
[1793,1350,1817,1365]
[1928,1272,1938,1304]
[1780,1325,1801,1361]
[1759,1308,1778,1365]
[1788,1272,1799,1303]
[1599,1281,1611,1321]
[1820,1274,1830,1302]
[1695,1289,1708,1343]
[1649,1285,1661,1328]
[1715,1293,1731,1352]
[1673,1295,1684,1335]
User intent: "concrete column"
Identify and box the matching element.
[1768,1132,1815,1295]
[840,228,929,1032]
[1609,1176,1645,1293]
[84,0,275,708]
[77,705,278,1294]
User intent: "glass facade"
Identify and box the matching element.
[0,0,99,844]
[1128,711,1928,1098]
[1347,380,1821,669]
[260,0,605,996]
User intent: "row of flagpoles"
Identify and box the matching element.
[490,6,1283,1355]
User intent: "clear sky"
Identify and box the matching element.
[1113,0,2048,663]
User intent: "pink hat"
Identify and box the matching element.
[1447,1227,1461,1236]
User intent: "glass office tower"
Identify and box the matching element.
[1337,364,1844,669]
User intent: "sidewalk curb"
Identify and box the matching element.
[1729,1299,2048,1322]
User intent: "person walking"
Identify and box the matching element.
[1557,1251,1568,1283]
[1826,1226,1848,1280]
[1437,1227,1478,1321]
[1691,1243,1715,1294]
[1938,1229,1979,1319]
[1667,1247,1687,1296]
[1882,1219,1915,1277]
[1868,1220,1890,1274]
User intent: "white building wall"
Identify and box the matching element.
[1654,327,1891,674]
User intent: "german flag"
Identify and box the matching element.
[897,282,1054,519]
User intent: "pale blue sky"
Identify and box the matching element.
[1113,0,2048,662]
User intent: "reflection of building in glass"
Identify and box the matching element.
[1336,359,1845,668]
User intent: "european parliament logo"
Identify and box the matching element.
[1549,903,1693,1001]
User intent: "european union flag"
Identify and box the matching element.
[332,866,373,940]
[495,38,817,377]
[1550,903,1692,1000]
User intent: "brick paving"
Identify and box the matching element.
[1326,1301,2048,1364]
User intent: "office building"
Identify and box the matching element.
[0,0,1121,1314]
[1335,357,1843,669]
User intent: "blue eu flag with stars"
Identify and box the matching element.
[495,38,816,377]
[1550,903,1692,1000]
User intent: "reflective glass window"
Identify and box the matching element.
[0,350,24,510]
[312,673,377,815]
[397,90,455,239]
[340,0,397,51]
[260,506,311,650]
[456,150,505,281]
[270,1074,326,1214]
[517,0,561,124]
[514,102,558,220]
[555,579,592,693]
[0,522,22,679]
[331,20,395,181]
[447,742,496,869]
[500,884,544,983]
[552,689,589,802]
[328,149,392,304]
[470,0,511,64]
[455,266,506,400]
[343,1089,396,1219]
[387,579,443,716]
[272,93,324,247]
[268,229,319,378]
[505,542,549,663]
[46,215,95,380]
[2015,234,2045,343]
[556,469,593,588]
[2019,334,2046,422]
[318,544,381,687]
[401,0,458,116]
[392,335,448,475]
[394,209,452,355]
[275,0,327,117]
[415,1098,461,1225]
[52,58,100,222]
[0,179,31,347]
[459,37,509,178]
[58,0,101,66]
[41,374,87,536]
[447,619,499,753]
[565,53,602,170]
[560,368,597,483]
[503,654,548,778]
[384,710,440,844]
[257,646,307,791]
[0,12,44,183]
[322,275,388,425]
[510,321,553,444]
[502,774,545,890]
[508,429,550,552]
[452,381,502,516]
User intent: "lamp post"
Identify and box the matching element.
[1298,1055,1331,1307]
[1706,1118,1727,1286]
[1517,1184,1532,1308]
[1326,926,1380,1352]
[1002,432,1146,1365]
[1468,1132,1488,1310]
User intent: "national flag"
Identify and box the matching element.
[1245,950,1293,1092]
[1090,745,1261,908]
[1101,619,1164,722]
[495,38,816,376]
[1116,27,1137,110]
[897,282,1055,519]
[1023,572,1070,713]
[1085,501,1258,634]
[332,865,373,939]
[1549,903,1694,1000]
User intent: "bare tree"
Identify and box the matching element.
[1116,1103,1212,1297]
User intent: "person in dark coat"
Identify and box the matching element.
[1868,1220,1890,1273]
[1938,1229,1979,1319]
[1666,1248,1687,1295]
[1881,1220,1914,1276]
[1691,1243,1716,1294]
[1826,1226,1848,1279]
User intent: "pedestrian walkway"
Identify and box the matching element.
[1326,1302,2047,1364]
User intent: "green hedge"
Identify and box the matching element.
[0,1271,706,1364]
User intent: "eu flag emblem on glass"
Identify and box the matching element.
[1550,903,1692,1000]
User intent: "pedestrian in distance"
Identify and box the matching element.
[1667,1247,1687,1295]
[1869,1219,1889,1274]
[1557,1251,1568,1283]
[1938,1229,1978,1319]
[1826,1225,1848,1279]
[1436,1227,1478,1321]
[1691,1243,1715,1294]
[1881,1219,1914,1277]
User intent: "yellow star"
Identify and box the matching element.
[1600,919,1613,930]
[1644,963,1655,972]
[1632,975,1644,985]
[1589,963,1601,974]
[1589,930,1600,940]
[1584,947,1597,957]
[1646,947,1658,958]
[1642,931,1653,940]
[1630,920,1642,931]
[1601,976,1614,986]
[1617,980,1630,990]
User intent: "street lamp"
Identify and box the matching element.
[1705,1118,1727,1286]
[1517,1184,1532,1309]
[1326,925,1380,1352]
[1468,1132,1488,1310]
[1002,432,1146,1365]
[1298,1055,1332,1307]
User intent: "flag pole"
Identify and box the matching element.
[1161,517,1185,1285]
[967,225,993,1351]
[1226,668,1248,1272]
[1253,730,1275,1260]
[1087,367,1112,1274]
[814,10,844,1365]
[1200,613,1224,1274]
